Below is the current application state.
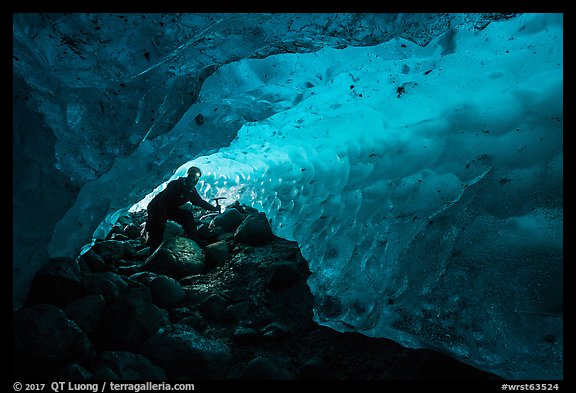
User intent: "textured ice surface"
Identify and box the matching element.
[135,14,563,379]
[13,13,562,379]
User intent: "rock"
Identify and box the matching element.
[14,304,95,378]
[111,233,129,241]
[83,272,129,304]
[199,293,230,321]
[163,220,185,240]
[169,306,196,323]
[234,212,274,245]
[26,257,83,306]
[144,237,205,279]
[107,225,124,239]
[204,240,231,269]
[124,223,142,239]
[62,294,106,338]
[128,271,158,286]
[267,261,302,289]
[116,264,143,277]
[210,208,245,232]
[95,351,166,380]
[149,275,185,309]
[78,250,107,272]
[99,287,167,351]
[182,284,213,305]
[233,326,262,345]
[222,301,249,321]
[90,240,137,263]
[240,356,293,380]
[261,322,291,339]
[134,247,151,260]
[140,324,232,379]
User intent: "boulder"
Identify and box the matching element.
[222,301,250,321]
[14,304,95,378]
[140,324,232,379]
[78,250,107,273]
[95,351,166,380]
[204,240,231,269]
[128,271,158,287]
[163,221,185,240]
[261,321,291,339]
[149,275,186,309]
[83,272,129,304]
[62,294,106,338]
[234,213,274,245]
[210,208,245,232]
[123,223,142,239]
[26,257,83,306]
[99,287,167,351]
[90,240,137,263]
[144,237,205,279]
[199,293,231,321]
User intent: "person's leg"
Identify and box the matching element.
[168,207,199,241]
[146,205,165,253]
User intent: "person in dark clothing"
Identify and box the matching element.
[145,166,219,252]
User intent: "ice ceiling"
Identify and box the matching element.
[13,13,563,379]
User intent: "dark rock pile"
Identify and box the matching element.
[14,202,500,380]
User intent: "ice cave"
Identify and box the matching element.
[13,13,563,380]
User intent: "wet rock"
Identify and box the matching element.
[128,271,158,286]
[261,322,291,339]
[83,272,129,304]
[26,257,83,306]
[199,293,230,321]
[78,250,107,273]
[222,301,250,321]
[267,261,302,289]
[182,284,213,305]
[124,223,142,239]
[163,221,185,240]
[204,240,231,269]
[234,212,274,245]
[14,304,95,378]
[140,323,232,379]
[211,208,245,232]
[111,233,129,241]
[99,287,167,351]
[90,240,137,263]
[62,294,106,339]
[145,237,205,279]
[95,351,166,380]
[149,275,185,309]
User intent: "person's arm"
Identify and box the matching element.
[189,188,219,212]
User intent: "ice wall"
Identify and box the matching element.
[13,12,563,380]
[15,12,497,309]
[150,14,562,379]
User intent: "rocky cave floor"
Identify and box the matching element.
[14,202,502,381]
